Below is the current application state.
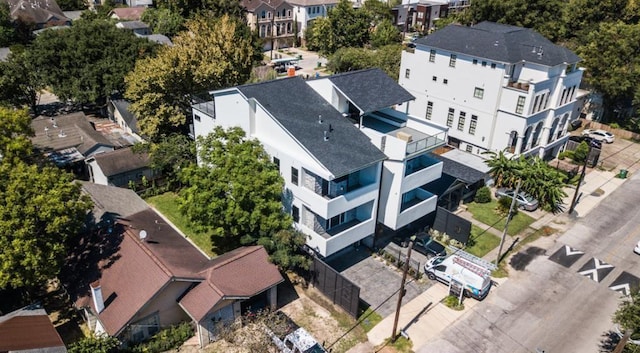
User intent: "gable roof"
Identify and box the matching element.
[236,77,387,177]
[415,22,581,67]
[91,147,150,177]
[31,112,115,156]
[109,7,146,20]
[325,68,415,114]
[241,0,288,12]
[116,20,149,30]
[0,304,67,353]
[179,246,283,322]
[110,99,139,133]
[80,181,150,222]
[3,0,70,26]
[286,0,338,6]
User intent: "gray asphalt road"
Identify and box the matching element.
[418,171,640,353]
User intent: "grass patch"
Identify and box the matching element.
[358,307,382,333]
[145,192,215,257]
[443,295,465,311]
[466,201,535,236]
[465,225,501,258]
[491,261,509,278]
[379,336,413,353]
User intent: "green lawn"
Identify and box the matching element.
[145,192,216,257]
[464,225,501,258]
[466,201,536,236]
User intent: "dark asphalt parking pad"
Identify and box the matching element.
[510,246,546,271]
[548,245,585,268]
[609,272,640,296]
[578,258,614,283]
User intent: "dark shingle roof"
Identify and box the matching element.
[80,182,150,221]
[416,22,581,67]
[433,154,488,184]
[326,68,415,114]
[237,77,387,177]
[111,99,139,133]
[92,147,150,177]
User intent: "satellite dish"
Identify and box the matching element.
[139,230,148,241]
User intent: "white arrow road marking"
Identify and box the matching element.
[610,283,631,296]
[564,245,584,256]
[579,259,614,282]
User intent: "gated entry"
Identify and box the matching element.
[309,256,360,318]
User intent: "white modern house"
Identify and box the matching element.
[286,0,338,44]
[398,21,584,160]
[192,69,448,257]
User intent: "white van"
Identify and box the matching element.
[424,255,492,300]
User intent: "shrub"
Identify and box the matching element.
[558,151,566,160]
[127,322,194,353]
[69,335,120,353]
[572,141,589,164]
[496,196,519,217]
[474,186,491,203]
[443,295,464,310]
[449,239,464,249]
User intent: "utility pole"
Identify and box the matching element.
[391,235,415,342]
[569,144,592,215]
[495,179,521,266]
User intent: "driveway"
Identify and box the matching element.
[326,248,432,318]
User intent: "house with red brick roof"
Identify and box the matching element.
[67,184,283,347]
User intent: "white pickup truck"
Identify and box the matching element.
[424,255,492,300]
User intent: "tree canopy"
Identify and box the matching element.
[305,0,371,55]
[27,19,157,106]
[178,127,307,269]
[153,0,245,19]
[0,107,33,163]
[370,19,401,48]
[133,134,196,191]
[0,47,44,112]
[327,44,402,79]
[141,8,186,38]
[125,15,260,140]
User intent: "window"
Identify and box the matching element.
[443,78,448,84]
[432,76,437,81]
[474,87,484,99]
[457,111,466,131]
[287,9,291,17]
[417,12,423,18]
[429,49,436,62]
[516,96,525,114]
[307,7,311,14]
[469,115,477,135]
[466,144,473,152]
[261,10,266,18]
[542,92,550,109]
[292,205,299,222]
[194,114,200,122]
[472,59,478,65]
[532,95,540,113]
[273,157,280,170]
[291,167,298,185]
[449,54,456,67]
[481,61,487,67]
[446,108,454,127]
[405,68,410,79]
[491,63,496,69]
[425,101,433,120]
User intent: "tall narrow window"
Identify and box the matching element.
[449,54,457,67]
[542,92,550,109]
[474,87,484,99]
[273,157,280,170]
[446,108,454,127]
[425,101,433,120]
[291,167,298,185]
[457,111,466,131]
[469,115,477,135]
[429,49,436,62]
[516,96,525,114]
[405,68,410,79]
[292,205,299,222]
[532,95,540,113]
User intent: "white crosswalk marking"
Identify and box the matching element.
[609,283,631,296]
[578,259,614,282]
[564,245,584,256]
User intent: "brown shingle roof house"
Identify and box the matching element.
[67,184,283,347]
[0,304,67,353]
[109,7,146,21]
[2,0,71,29]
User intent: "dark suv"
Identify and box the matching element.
[569,135,602,149]
[393,233,446,258]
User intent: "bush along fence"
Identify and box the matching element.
[378,243,422,280]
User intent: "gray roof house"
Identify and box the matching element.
[85,147,155,187]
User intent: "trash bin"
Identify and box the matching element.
[316,61,322,68]
[619,169,628,179]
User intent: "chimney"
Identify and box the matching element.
[90,280,105,313]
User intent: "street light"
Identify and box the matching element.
[391,235,416,342]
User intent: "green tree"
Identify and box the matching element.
[133,134,196,191]
[154,0,245,19]
[577,21,640,121]
[27,19,157,107]
[362,0,393,24]
[613,288,640,351]
[125,15,260,140]
[259,229,310,270]
[57,0,87,11]
[561,0,639,40]
[0,107,34,163]
[0,47,45,112]
[178,127,303,269]
[306,0,370,55]
[68,335,120,353]
[370,19,401,48]
[0,161,92,289]
[0,3,15,46]
[141,8,185,38]
[328,44,401,79]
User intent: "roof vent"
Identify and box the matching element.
[318,114,323,124]
[44,126,49,136]
[139,229,148,241]
[58,130,66,138]
[324,131,329,141]
[494,41,499,46]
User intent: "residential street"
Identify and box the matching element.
[417,171,640,353]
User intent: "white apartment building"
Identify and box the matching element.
[286,0,338,43]
[398,21,584,160]
[192,69,447,257]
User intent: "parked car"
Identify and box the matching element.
[568,135,602,149]
[582,129,614,144]
[634,241,640,255]
[393,233,446,258]
[494,187,539,211]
